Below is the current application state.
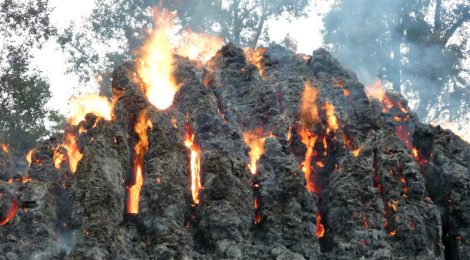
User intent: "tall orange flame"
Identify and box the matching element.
[242,128,271,175]
[323,102,339,132]
[300,82,320,124]
[25,149,33,166]
[138,11,178,110]
[63,132,82,173]
[185,123,202,204]
[68,95,114,126]
[0,199,18,226]
[53,148,66,169]
[297,125,318,193]
[127,110,152,214]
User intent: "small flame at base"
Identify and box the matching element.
[185,123,202,205]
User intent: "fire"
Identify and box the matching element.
[185,123,202,205]
[365,79,386,102]
[343,88,350,96]
[316,212,325,238]
[1,143,9,153]
[0,199,18,226]
[323,102,339,132]
[176,30,223,63]
[138,11,178,110]
[300,82,320,124]
[26,149,33,166]
[127,110,152,214]
[62,132,82,173]
[395,125,428,165]
[365,79,409,114]
[53,148,66,169]
[244,48,267,80]
[352,144,364,157]
[297,125,318,193]
[242,128,271,175]
[401,177,408,196]
[68,95,114,126]
[388,230,397,237]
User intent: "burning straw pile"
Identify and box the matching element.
[0,12,469,260]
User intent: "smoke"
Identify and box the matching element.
[323,0,469,125]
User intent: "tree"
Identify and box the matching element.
[0,0,62,151]
[58,0,309,87]
[323,0,469,122]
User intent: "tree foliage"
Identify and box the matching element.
[323,0,469,121]
[58,0,309,86]
[0,0,62,151]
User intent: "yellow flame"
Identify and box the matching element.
[68,95,114,126]
[185,124,202,204]
[127,110,151,214]
[323,102,339,132]
[138,11,178,110]
[300,82,320,124]
[242,128,271,175]
[176,30,223,63]
[1,143,9,153]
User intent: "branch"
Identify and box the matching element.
[442,11,470,45]
[434,0,442,31]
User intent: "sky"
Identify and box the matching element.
[31,0,332,114]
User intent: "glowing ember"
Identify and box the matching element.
[0,143,9,153]
[388,200,399,213]
[297,125,318,193]
[68,95,114,126]
[388,230,397,237]
[176,30,223,63]
[127,110,152,214]
[316,212,325,238]
[395,125,428,165]
[138,11,179,110]
[0,199,18,226]
[343,88,350,96]
[300,82,320,124]
[185,123,202,205]
[25,149,33,166]
[242,128,271,175]
[244,48,267,79]
[323,102,339,132]
[63,132,82,173]
[53,148,66,169]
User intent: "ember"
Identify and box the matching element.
[0,199,18,226]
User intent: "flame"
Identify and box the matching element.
[62,132,82,173]
[297,125,317,193]
[127,110,151,214]
[401,177,408,195]
[316,212,325,238]
[0,199,18,226]
[185,123,202,205]
[176,30,223,63]
[300,82,320,123]
[1,143,9,153]
[26,149,33,166]
[242,128,271,175]
[323,102,339,132]
[395,125,428,165]
[362,214,369,229]
[68,95,114,126]
[388,230,397,237]
[343,88,350,96]
[352,144,364,157]
[365,79,386,102]
[244,48,267,79]
[388,200,399,213]
[138,11,178,110]
[53,148,66,169]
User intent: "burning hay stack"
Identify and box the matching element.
[0,24,469,260]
